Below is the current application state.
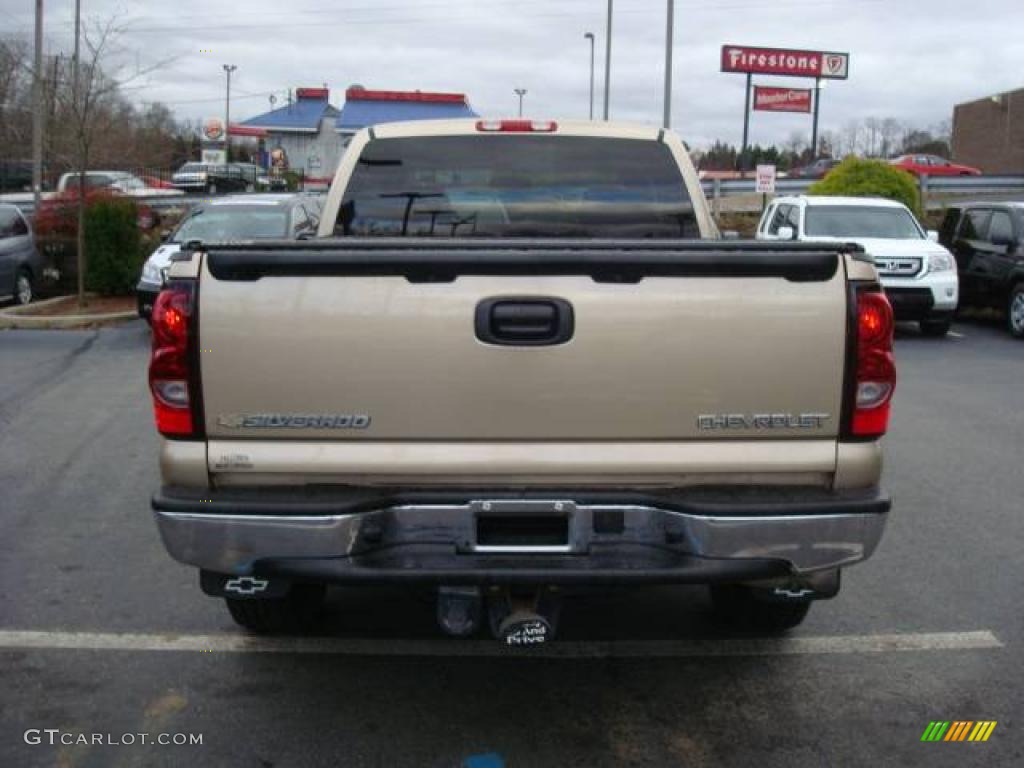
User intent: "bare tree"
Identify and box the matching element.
[863,117,881,157]
[59,19,173,307]
[783,131,807,156]
[879,118,901,159]
[0,38,31,156]
[840,119,863,157]
[818,130,839,159]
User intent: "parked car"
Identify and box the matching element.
[757,195,958,336]
[147,119,893,639]
[55,171,183,197]
[257,173,289,192]
[136,193,322,319]
[171,163,267,194]
[138,175,177,190]
[0,159,34,193]
[0,203,46,305]
[939,202,1024,337]
[888,155,981,177]
[789,158,840,179]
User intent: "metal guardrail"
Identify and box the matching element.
[701,175,1024,214]
[6,175,1024,218]
[700,174,1024,198]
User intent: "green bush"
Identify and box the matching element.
[809,157,921,217]
[283,170,304,191]
[84,198,145,296]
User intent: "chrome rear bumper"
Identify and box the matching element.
[153,490,889,584]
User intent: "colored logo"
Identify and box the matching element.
[921,721,997,742]
[824,54,848,77]
[203,117,225,141]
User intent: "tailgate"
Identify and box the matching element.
[197,240,850,446]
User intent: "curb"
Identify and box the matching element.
[1,295,73,315]
[0,307,139,330]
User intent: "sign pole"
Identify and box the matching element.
[602,0,612,120]
[811,77,821,158]
[662,0,674,129]
[740,72,752,173]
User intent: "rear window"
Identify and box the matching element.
[335,135,698,238]
[0,206,28,237]
[172,207,288,242]
[804,205,923,239]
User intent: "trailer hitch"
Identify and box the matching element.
[436,586,563,645]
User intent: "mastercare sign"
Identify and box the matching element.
[721,45,850,79]
[753,86,813,113]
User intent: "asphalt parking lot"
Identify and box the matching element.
[0,318,1021,767]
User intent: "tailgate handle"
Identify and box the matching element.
[475,298,574,346]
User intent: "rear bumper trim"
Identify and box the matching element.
[153,490,890,582]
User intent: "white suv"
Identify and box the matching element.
[756,196,959,336]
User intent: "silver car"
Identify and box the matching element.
[0,204,45,305]
[136,193,323,319]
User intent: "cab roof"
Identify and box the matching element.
[204,194,301,207]
[774,195,909,209]
[369,118,666,142]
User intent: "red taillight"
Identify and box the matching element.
[851,289,896,438]
[475,119,558,133]
[149,283,201,438]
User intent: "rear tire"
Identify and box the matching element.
[14,268,33,306]
[710,584,811,632]
[919,319,951,337]
[226,584,326,634]
[1008,284,1024,339]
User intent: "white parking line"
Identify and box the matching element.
[949,331,967,339]
[0,629,1002,659]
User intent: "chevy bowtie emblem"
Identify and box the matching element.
[224,577,269,596]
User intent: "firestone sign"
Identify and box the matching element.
[754,86,813,113]
[721,45,849,80]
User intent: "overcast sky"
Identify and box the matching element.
[6,0,1022,148]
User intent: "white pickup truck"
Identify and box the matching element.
[149,120,894,643]
[757,195,958,336]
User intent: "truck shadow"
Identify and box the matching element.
[311,584,757,642]
[209,586,793,766]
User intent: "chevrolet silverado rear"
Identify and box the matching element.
[149,119,895,641]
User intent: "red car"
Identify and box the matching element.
[139,174,176,190]
[889,154,981,177]
[34,188,157,237]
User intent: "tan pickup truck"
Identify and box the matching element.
[149,119,895,642]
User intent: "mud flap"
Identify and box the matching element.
[200,570,291,599]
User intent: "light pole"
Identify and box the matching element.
[31,0,43,210]
[663,0,674,129]
[584,32,595,120]
[73,0,80,97]
[222,64,237,161]
[514,88,527,117]
[602,0,612,120]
